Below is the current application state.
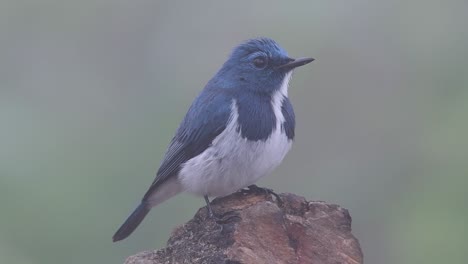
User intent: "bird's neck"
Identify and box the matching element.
[277,71,292,98]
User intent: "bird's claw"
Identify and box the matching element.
[213,211,241,224]
[246,184,283,205]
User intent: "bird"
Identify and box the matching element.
[112,37,314,242]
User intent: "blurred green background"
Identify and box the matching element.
[1,1,467,263]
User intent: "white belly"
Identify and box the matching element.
[178,100,292,197]
[179,72,294,197]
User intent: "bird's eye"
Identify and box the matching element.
[253,56,267,68]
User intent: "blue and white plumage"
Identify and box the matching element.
[113,38,313,242]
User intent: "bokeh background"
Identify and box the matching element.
[1,1,467,263]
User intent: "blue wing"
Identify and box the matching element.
[142,88,232,200]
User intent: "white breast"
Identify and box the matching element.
[178,72,293,197]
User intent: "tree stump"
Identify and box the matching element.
[124,188,363,264]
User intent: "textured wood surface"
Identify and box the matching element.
[124,188,363,264]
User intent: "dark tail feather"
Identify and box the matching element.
[112,203,150,242]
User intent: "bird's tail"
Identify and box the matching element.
[112,202,150,242]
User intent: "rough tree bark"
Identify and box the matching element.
[124,188,363,264]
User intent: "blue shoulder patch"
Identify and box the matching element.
[235,92,276,141]
[281,97,295,140]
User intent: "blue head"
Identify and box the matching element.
[211,38,314,94]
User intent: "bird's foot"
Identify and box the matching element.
[206,205,240,224]
[245,184,283,206]
[204,195,240,224]
[213,210,241,224]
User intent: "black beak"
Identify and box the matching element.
[277,57,315,71]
